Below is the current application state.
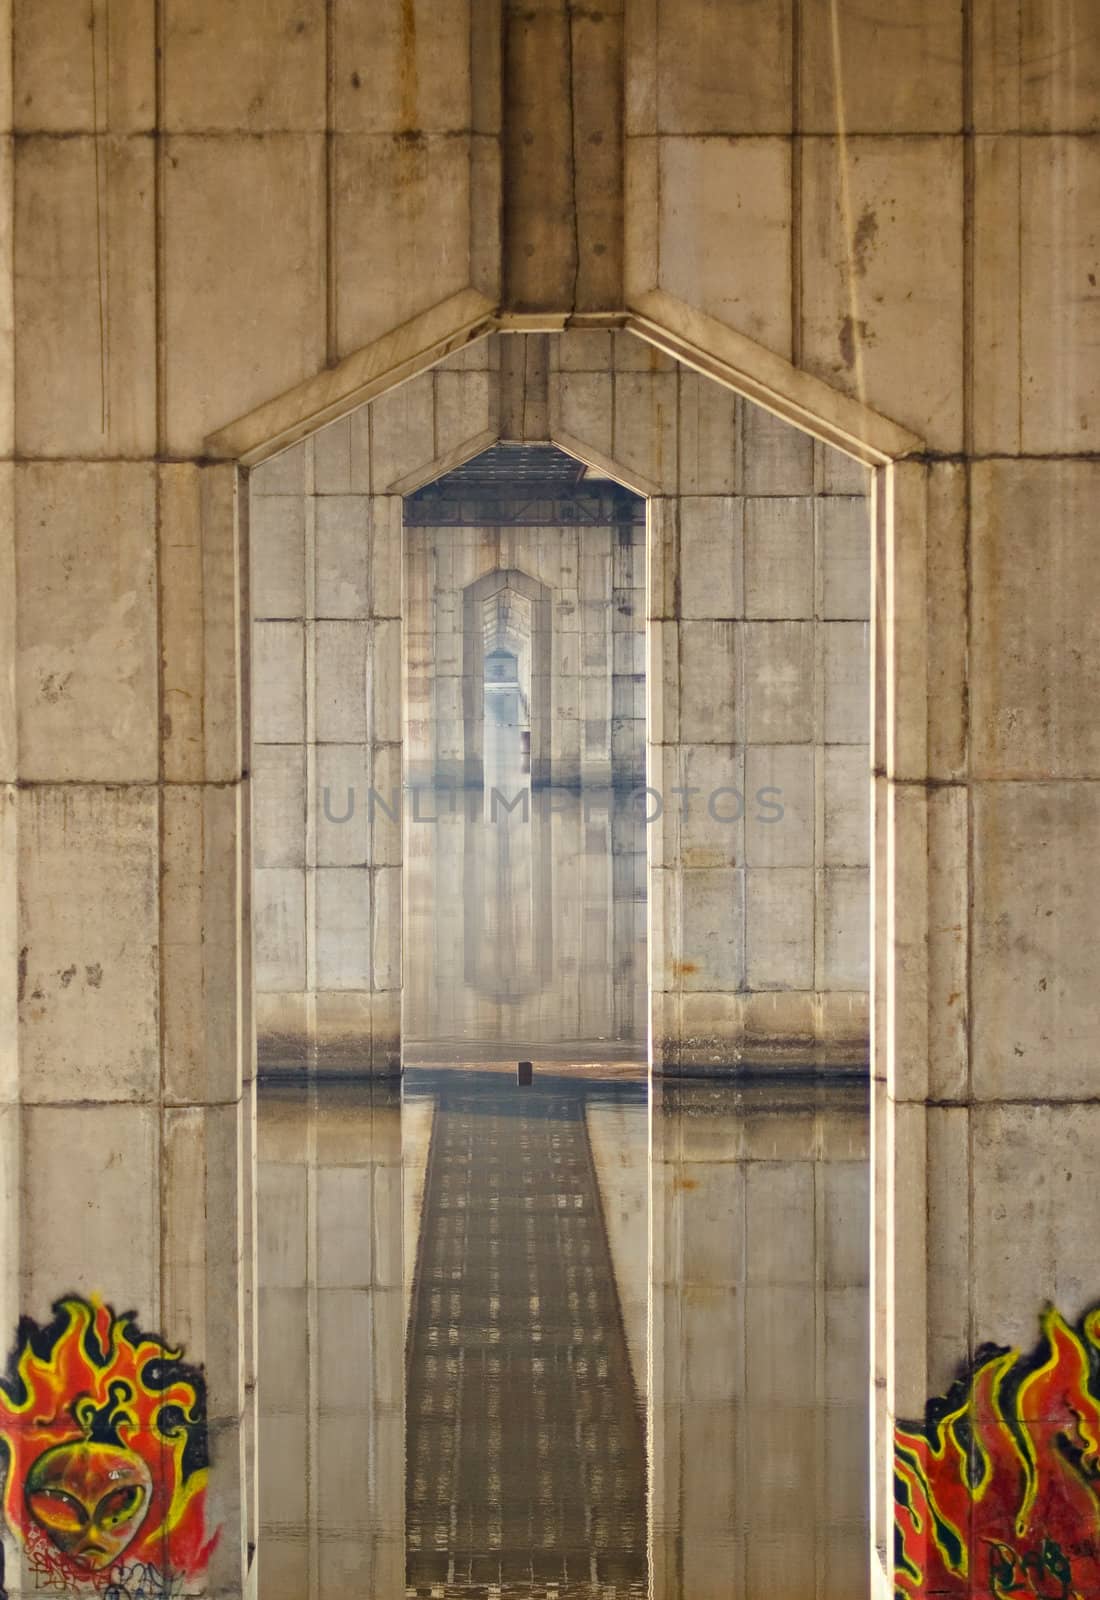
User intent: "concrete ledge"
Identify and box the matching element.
[651,988,870,1076]
[651,1057,870,1080]
[256,990,401,1077]
[206,288,498,465]
[257,1037,402,1078]
[627,288,924,465]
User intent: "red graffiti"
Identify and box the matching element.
[896,1306,1100,1597]
[0,1298,218,1593]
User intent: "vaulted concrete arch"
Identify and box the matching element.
[240,317,905,1589]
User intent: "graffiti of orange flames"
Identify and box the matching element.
[895,1306,1100,1597]
[0,1297,218,1587]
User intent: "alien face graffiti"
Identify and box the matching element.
[0,1298,219,1593]
[25,1438,153,1571]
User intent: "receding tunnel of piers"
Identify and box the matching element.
[403,441,647,1062]
[247,329,873,1600]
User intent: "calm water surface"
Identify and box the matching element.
[257,1074,868,1599]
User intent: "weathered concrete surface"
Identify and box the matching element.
[5,2,1100,1596]
[502,0,624,313]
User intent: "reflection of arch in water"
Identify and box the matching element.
[462,567,552,787]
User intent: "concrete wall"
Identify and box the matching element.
[250,426,405,1075]
[644,373,871,1073]
[4,2,1099,1596]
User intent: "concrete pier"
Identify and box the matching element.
[3,3,1098,1596]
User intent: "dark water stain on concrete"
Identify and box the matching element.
[853,205,879,278]
[838,314,874,370]
[400,0,419,132]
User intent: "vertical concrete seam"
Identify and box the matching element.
[153,0,166,456]
[397,489,407,1054]
[1015,144,1024,453]
[654,0,662,292]
[963,423,975,1372]
[791,0,803,371]
[961,0,974,457]
[88,0,109,437]
[468,0,477,142]
[103,0,111,124]
[672,348,681,522]
[1010,0,1024,451]
[151,0,168,1347]
[5,0,11,459]
[104,0,112,438]
[304,444,318,1065]
[237,463,255,1451]
[238,468,253,774]
[500,1,513,309]
[496,1,506,325]
[325,0,337,366]
[566,0,581,312]
[610,335,618,459]
[965,0,978,1372]
[154,422,167,1357]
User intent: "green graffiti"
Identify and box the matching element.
[985,1536,1074,1598]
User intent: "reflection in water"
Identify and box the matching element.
[256,1077,869,1600]
[405,1070,648,1597]
[650,1080,870,1600]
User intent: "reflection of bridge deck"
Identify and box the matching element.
[405,1073,648,1599]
